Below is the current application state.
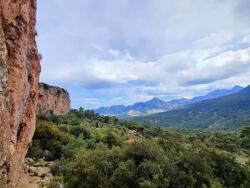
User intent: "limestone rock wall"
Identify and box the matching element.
[0,0,41,187]
[37,83,71,115]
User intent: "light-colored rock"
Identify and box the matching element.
[28,166,50,177]
[57,182,64,188]
[26,158,35,163]
[28,166,37,175]
[36,167,49,177]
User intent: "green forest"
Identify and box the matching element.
[27,109,250,188]
[134,86,250,130]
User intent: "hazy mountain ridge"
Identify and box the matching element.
[188,85,243,104]
[134,85,250,130]
[95,86,243,118]
[95,97,188,117]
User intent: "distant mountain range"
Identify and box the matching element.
[95,85,243,118]
[134,85,250,130]
[187,85,243,104]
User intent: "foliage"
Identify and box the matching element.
[240,126,250,150]
[29,109,250,188]
[134,87,250,130]
[27,122,72,160]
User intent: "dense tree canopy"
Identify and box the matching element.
[29,109,250,188]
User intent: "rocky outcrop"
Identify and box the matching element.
[0,0,41,187]
[37,83,71,115]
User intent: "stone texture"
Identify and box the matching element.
[0,0,41,187]
[37,83,71,115]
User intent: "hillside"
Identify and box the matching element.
[27,109,250,187]
[134,85,250,130]
[95,86,243,118]
[188,85,243,104]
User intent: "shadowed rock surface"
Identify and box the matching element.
[37,83,71,115]
[0,0,40,187]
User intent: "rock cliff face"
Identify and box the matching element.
[0,0,40,187]
[37,83,71,115]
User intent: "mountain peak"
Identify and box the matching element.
[134,84,250,130]
[95,85,247,118]
[146,97,166,105]
[240,85,250,93]
[150,97,163,102]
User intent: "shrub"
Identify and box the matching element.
[31,122,72,160]
[69,126,91,139]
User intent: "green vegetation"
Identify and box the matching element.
[134,86,250,130]
[28,109,250,188]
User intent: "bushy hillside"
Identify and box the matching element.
[27,109,250,188]
[134,86,250,130]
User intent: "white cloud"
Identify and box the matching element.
[194,32,234,49]
[37,0,250,108]
[42,36,250,91]
[77,98,101,105]
[241,34,250,44]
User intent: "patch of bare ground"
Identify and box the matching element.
[17,159,53,188]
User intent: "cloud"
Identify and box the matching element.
[241,34,250,44]
[77,98,101,105]
[234,0,250,23]
[42,34,250,87]
[37,0,250,108]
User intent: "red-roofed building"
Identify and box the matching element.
[126,138,136,143]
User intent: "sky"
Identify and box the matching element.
[37,0,250,109]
